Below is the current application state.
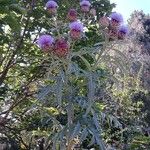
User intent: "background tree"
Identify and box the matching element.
[116,10,150,149]
[127,10,150,126]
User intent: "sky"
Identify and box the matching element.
[110,0,150,22]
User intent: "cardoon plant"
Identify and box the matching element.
[36,0,129,149]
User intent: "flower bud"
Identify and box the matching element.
[90,8,96,16]
[53,38,70,57]
[67,9,77,22]
[99,16,110,27]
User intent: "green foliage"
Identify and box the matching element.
[130,135,150,150]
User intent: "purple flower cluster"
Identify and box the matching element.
[99,12,129,40]
[110,12,128,39]
[38,1,128,56]
[37,35,70,57]
[37,21,84,54]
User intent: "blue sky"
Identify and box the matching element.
[110,0,150,22]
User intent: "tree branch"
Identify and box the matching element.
[0,15,30,86]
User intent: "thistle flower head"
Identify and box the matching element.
[119,25,129,34]
[46,0,58,9]
[67,9,78,21]
[69,21,84,32]
[54,38,69,57]
[37,35,54,50]
[80,0,91,7]
[80,0,91,12]
[110,12,123,23]
[118,25,129,39]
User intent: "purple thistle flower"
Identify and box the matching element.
[118,25,129,40]
[69,21,84,32]
[69,21,84,39]
[37,35,54,50]
[110,12,123,23]
[46,0,58,9]
[80,0,91,12]
[119,25,128,34]
[80,0,91,7]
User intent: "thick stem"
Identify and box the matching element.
[67,139,74,150]
[67,100,74,127]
